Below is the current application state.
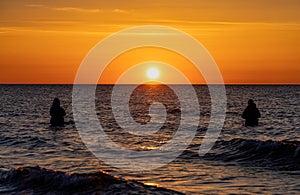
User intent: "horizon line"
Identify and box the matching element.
[0,83,299,85]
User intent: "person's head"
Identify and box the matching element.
[52,98,60,107]
[248,99,254,105]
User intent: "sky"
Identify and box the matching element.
[0,0,299,84]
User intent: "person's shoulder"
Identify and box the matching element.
[244,106,251,110]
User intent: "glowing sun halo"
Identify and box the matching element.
[147,68,160,79]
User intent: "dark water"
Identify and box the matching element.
[0,85,299,194]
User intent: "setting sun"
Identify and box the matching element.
[147,68,160,79]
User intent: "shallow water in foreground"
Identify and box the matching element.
[0,85,299,194]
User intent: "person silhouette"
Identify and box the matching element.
[50,98,66,126]
[242,99,261,126]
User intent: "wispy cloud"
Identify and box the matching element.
[24,4,130,14]
[52,7,102,13]
[113,9,130,14]
[0,26,111,35]
[25,4,44,8]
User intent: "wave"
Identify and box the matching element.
[202,138,300,171]
[0,135,55,149]
[0,166,182,195]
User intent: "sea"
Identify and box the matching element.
[0,84,299,194]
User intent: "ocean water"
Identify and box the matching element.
[0,85,299,194]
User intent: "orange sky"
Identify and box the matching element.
[0,0,299,84]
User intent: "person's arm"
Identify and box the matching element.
[257,109,261,118]
[61,108,66,116]
[50,107,54,117]
[242,108,247,119]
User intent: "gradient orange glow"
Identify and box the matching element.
[98,47,205,84]
[0,1,299,84]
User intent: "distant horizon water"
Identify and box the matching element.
[0,83,299,85]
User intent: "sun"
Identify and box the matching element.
[146,68,160,79]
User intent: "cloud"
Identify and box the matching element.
[52,7,102,13]
[52,7,131,14]
[113,9,130,14]
[25,3,102,13]
[25,4,45,8]
[0,26,111,36]
[24,4,130,14]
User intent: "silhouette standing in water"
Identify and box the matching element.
[242,99,261,126]
[50,98,66,126]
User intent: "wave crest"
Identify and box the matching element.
[0,166,182,194]
[204,138,300,171]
